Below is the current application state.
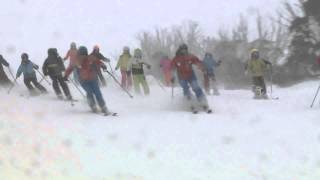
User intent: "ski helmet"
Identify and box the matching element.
[78,46,88,56]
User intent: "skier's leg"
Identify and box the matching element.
[179,79,191,99]
[73,70,80,84]
[81,81,97,111]
[133,75,141,94]
[32,77,47,93]
[211,75,220,95]
[141,75,150,95]
[127,71,133,90]
[57,75,72,99]
[190,79,205,100]
[252,77,260,97]
[164,71,172,86]
[190,79,210,111]
[91,80,108,113]
[51,76,62,97]
[120,70,127,89]
[260,77,267,95]
[24,78,35,91]
[204,74,210,94]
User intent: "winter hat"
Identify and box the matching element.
[78,46,88,56]
[21,53,28,60]
[71,42,77,49]
[93,45,100,51]
[250,48,259,59]
[134,48,142,58]
[48,48,57,56]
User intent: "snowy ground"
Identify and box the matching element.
[0,76,319,180]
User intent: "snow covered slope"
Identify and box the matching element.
[0,77,319,180]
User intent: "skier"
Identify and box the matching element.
[159,55,172,86]
[64,42,79,83]
[171,44,211,113]
[0,54,13,86]
[16,53,47,95]
[127,48,151,95]
[202,52,222,95]
[43,48,73,100]
[245,49,272,99]
[64,46,112,115]
[115,46,132,90]
[90,45,109,87]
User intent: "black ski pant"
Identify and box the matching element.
[50,75,71,97]
[24,77,47,93]
[252,76,266,95]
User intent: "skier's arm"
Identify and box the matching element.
[58,57,66,71]
[115,57,121,70]
[16,65,22,78]
[63,51,70,61]
[263,59,272,66]
[98,53,110,63]
[32,62,39,70]
[64,65,74,79]
[0,55,10,67]
[42,60,48,76]
[192,56,204,71]
[142,61,151,69]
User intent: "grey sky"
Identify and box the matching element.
[0,0,297,62]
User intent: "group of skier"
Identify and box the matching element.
[0,42,274,114]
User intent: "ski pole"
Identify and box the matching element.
[68,78,86,98]
[105,70,133,98]
[36,69,51,86]
[310,83,320,108]
[171,81,175,99]
[108,62,115,75]
[7,78,17,94]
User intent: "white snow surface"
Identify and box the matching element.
[0,76,319,180]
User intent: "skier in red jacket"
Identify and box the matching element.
[171,44,212,113]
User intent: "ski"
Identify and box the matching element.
[103,112,118,117]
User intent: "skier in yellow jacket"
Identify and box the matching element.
[115,47,132,90]
[246,49,272,99]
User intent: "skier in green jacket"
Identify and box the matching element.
[127,49,151,95]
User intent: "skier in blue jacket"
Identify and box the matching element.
[202,52,221,95]
[16,53,47,95]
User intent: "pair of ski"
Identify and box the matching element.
[191,106,213,114]
[93,111,118,117]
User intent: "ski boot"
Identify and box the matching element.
[57,94,64,100]
[213,90,220,96]
[90,105,98,113]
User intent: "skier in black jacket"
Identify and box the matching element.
[43,48,72,100]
